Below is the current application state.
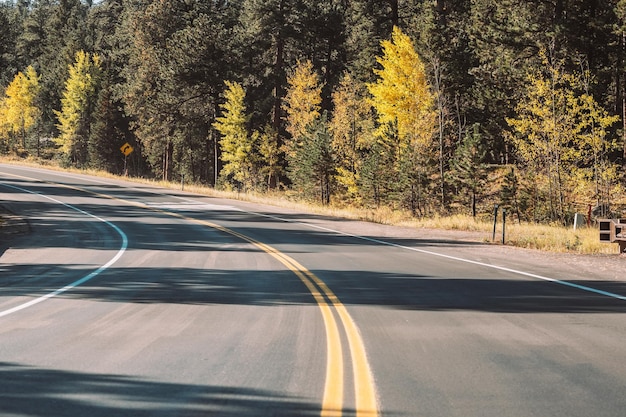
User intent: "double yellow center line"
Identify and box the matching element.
[213,223,379,417]
[5,171,378,416]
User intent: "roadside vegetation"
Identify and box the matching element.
[1,155,619,255]
[1,1,625,255]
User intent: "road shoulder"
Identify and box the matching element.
[0,204,29,252]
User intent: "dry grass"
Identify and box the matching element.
[503,222,619,254]
[370,212,618,254]
[1,156,620,255]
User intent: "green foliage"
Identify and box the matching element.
[0,3,21,88]
[1,0,625,223]
[39,0,90,139]
[287,112,335,204]
[235,0,302,130]
[500,166,522,222]
[118,0,236,182]
[450,123,487,217]
[343,0,391,83]
[88,70,130,173]
[258,124,283,190]
[467,0,545,162]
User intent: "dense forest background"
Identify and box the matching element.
[1,0,626,224]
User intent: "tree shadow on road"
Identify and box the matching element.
[0,362,331,417]
[3,262,626,314]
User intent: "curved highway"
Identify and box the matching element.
[1,163,626,417]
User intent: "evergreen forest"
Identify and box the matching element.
[1,0,626,224]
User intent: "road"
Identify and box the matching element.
[1,163,626,417]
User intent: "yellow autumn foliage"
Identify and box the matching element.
[0,66,40,149]
[213,81,256,189]
[283,59,323,156]
[506,48,620,222]
[55,51,102,160]
[367,26,436,151]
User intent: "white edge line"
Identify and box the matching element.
[0,182,128,318]
[102,177,626,302]
[236,211,626,302]
[6,165,623,302]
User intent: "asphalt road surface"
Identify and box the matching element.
[1,163,626,417]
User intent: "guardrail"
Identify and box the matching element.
[599,219,626,253]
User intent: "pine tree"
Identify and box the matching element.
[39,0,90,139]
[344,0,391,83]
[500,166,521,223]
[88,70,130,173]
[118,0,181,180]
[287,111,335,204]
[235,0,301,132]
[468,0,545,164]
[450,123,487,218]
[0,3,21,88]
[118,0,236,182]
[87,0,132,175]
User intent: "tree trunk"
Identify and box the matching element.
[389,0,398,26]
[433,58,446,209]
[623,96,626,164]
[435,0,446,26]
[272,3,285,134]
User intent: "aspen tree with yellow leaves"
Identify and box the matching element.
[576,82,621,217]
[55,51,102,167]
[368,26,437,214]
[213,81,257,191]
[507,48,620,223]
[0,66,40,152]
[283,60,328,198]
[283,59,323,156]
[330,72,374,204]
[258,124,283,191]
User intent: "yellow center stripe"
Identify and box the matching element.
[3,171,378,416]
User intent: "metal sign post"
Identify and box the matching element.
[492,204,499,242]
[120,143,134,176]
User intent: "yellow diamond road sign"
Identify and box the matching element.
[120,143,134,156]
